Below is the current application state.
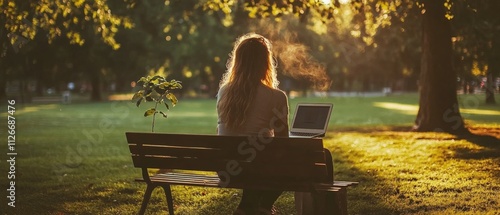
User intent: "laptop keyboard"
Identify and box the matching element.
[290,132,318,137]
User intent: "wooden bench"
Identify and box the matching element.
[125,132,358,215]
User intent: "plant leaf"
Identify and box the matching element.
[136,98,143,107]
[165,102,169,110]
[166,93,178,106]
[132,90,144,101]
[144,108,156,117]
[155,86,166,94]
[159,82,169,89]
[151,75,162,81]
[159,111,168,118]
[137,77,148,84]
[169,80,183,89]
[150,75,162,85]
[145,96,154,102]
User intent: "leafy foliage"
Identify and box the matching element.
[132,75,182,132]
[1,0,133,49]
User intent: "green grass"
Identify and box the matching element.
[0,93,499,214]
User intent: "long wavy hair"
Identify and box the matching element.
[218,33,279,129]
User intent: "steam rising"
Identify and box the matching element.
[274,38,331,91]
[260,23,332,91]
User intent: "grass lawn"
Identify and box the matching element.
[0,93,499,215]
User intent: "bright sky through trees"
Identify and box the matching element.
[319,0,350,5]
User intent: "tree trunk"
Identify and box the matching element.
[462,80,468,94]
[0,23,10,100]
[413,0,469,134]
[485,32,498,104]
[485,73,496,104]
[0,78,6,99]
[90,70,102,101]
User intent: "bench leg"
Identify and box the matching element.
[139,185,155,215]
[296,191,342,215]
[313,191,342,215]
[337,188,348,215]
[295,192,314,215]
[161,185,174,215]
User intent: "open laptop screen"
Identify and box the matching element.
[292,105,331,130]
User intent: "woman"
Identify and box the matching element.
[217,33,289,215]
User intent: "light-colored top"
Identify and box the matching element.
[217,84,289,137]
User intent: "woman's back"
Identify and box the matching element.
[217,84,288,137]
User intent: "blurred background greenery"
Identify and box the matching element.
[2,0,499,103]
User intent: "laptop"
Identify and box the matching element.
[289,103,333,138]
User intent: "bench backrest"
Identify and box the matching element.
[126,132,329,186]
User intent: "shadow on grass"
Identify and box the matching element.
[333,125,414,133]
[454,131,500,160]
[185,155,401,215]
[330,154,401,215]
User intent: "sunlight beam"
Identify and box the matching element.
[373,102,500,116]
[373,102,418,115]
[0,104,58,116]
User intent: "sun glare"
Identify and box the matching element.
[0,104,58,116]
[373,102,418,115]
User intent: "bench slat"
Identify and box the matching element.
[136,172,340,192]
[333,181,359,187]
[126,132,324,151]
[131,156,225,170]
[128,144,326,163]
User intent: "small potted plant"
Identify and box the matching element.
[131,75,182,132]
